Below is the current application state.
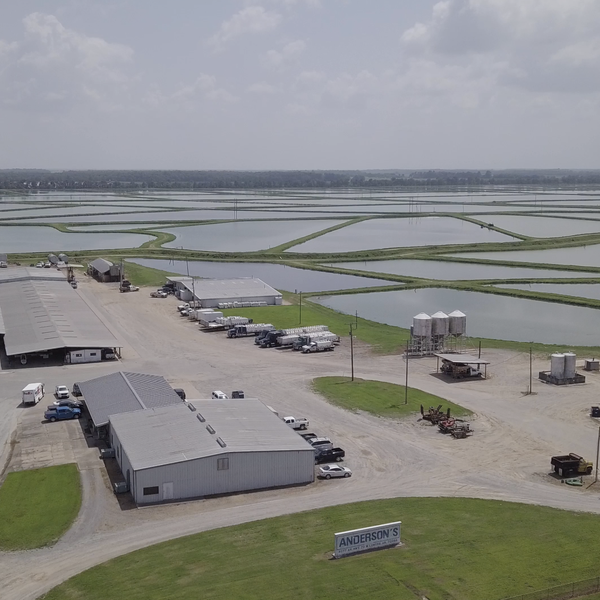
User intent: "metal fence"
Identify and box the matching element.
[502,576,600,600]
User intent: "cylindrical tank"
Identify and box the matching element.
[431,311,449,336]
[412,313,432,338]
[448,310,467,336]
[58,253,69,263]
[47,253,58,264]
[564,352,577,379]
[551,353,565,379]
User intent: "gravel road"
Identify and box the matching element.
[2,277,600,599]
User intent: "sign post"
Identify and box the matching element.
[334,521,401,558]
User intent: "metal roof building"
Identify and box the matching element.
[110,399,314,504]
[87,258,121,282]
[78,371,183,431]
[0,267,121,359]
[167,276,282,308]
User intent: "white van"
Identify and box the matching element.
[211,391,228,399]
[22,383,45,405]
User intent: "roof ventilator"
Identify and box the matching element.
[216,437,227,448]
[187,403,196,412]
[206,424,215,434]
[196,413,205,423]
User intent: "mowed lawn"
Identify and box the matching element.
[222,298,409,354]
[312,376,471,419]
[42,497,600,600]
[0,464,81,550]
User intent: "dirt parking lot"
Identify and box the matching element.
[2,276,600,599]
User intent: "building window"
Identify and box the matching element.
[143,486,159,496]
[217,457,229,471]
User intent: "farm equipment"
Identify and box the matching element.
[438,418,473,438]
[420,405,451,425]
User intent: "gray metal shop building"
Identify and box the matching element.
[109,399,314,504]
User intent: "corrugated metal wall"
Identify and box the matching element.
[134,449,314,504]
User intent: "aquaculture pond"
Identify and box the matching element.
[0,226,152,252]
[130,259,392,292]
[326,260,600,280]
[287,217,516,253]
[477,215,600,237]
[453,244,600,269]
[497,283,600,301]
[160,220,346,252]
[313,287,600,345]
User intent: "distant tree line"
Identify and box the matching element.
[1,169,600,190]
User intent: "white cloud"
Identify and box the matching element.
[0,12,133,111]
[208,6,282,49]
[263,39,305,68]
[247,82,280,94]
[144,74,237,109]
[400,0,600,92]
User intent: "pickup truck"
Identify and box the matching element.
[551,453,593,477]
[314,447,345,464]
[302,340,335,353]
[283,416,309,430]
[45,406,82,422]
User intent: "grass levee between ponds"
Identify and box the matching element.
[0,464,81,550]
[312,376,471,418]
[40,497,600,600]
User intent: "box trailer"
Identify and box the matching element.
[69,349,102,364]
[22,383,45,405]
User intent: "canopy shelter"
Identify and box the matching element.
[434,353,490,379]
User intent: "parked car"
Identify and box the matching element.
[72,383,82,397]
[318,465,352,479]
[55,385,70,399]
[212,391,228,399]
[231,390,245,399]
[52,399,83,409]
[44,406,82,422]
[150,290,168,298]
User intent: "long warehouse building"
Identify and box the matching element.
[0,267,121,363]
[109,399,315,504]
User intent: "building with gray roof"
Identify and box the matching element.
[0,267,121,361]
[78,371,183,435]
[87,258,121,282]
[166,276,282,308]
[109,399,314,504]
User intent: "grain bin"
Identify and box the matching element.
[564,352,577,379]
[448,310,467,336]
[58,253,69,263]
[413,313,432,338]
[550,354,565,379]
[431,311,449,336]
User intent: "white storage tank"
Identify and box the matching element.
[448,310,467,336]
[431,311,449,336]
[564,352,577,379]
[413,313,432,338]
[551,353,565,379]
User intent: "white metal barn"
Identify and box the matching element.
[109,399,315,504]
[166,276,282,308]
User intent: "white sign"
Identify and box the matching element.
[334,521,401,558]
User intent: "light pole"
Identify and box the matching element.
[299,291,302,324]
[349,322,357,381]
[404,341,409,405]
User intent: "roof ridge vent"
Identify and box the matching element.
[206,424,215,434]
[187,403,196,412]
[197,413,205,422]
[216,437,226,448]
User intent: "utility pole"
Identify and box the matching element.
[529,345,533,395]
[348,322,357,381]
[596,426,600,485]
[299,291,302,325]
[404,341,409,405]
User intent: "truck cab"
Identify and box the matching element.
[44,406,82,422]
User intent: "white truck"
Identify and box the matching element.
[302,340,335,353]
[22,382,45,405]
[283,416,309,430]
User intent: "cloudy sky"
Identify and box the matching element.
[1,0,599,170]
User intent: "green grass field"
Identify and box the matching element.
[41,497,600,600]
[0,464,82,550]
[312,376,471,419]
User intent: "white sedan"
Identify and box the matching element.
[55,385,70,399]
[318,465,352,479]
